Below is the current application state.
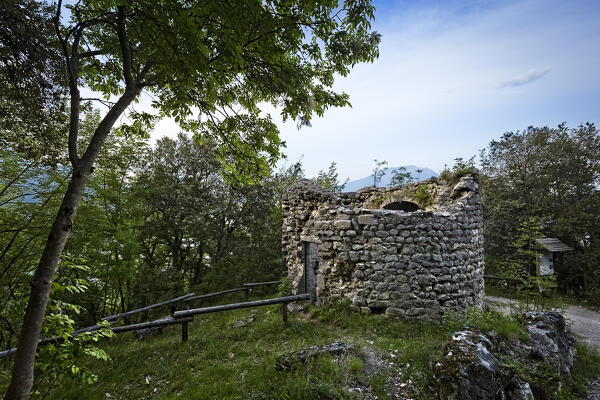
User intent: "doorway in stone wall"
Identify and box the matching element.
[302,241,319,302]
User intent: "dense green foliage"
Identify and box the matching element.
[0,0,68,162]
[0,133,303,392]
[1,132,293,318]
[480,124,600,300]
[0,149,66,348]
[497,218,558,307]
[68,0,381,180]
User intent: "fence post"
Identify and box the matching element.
[245,287,250,300]
[181,304,190,342]
[282,302,288,323]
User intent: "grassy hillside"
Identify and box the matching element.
[2,299,600,399]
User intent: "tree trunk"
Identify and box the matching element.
[5,86,139,399]
[5,166,90,399]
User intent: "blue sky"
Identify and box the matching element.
[151,0,600,181]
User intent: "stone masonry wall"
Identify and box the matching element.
[282,173,485,321]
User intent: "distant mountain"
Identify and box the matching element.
[342,165,439,192]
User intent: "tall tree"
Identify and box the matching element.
[4,1,380,396]
[480,124,600,295]
[135,133,220,294]
[63,124,149,323]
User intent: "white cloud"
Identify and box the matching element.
[499,68,551,88]
[144,0,600,181]
[276,0,600,180]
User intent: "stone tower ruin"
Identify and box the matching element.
[282,172,485,321]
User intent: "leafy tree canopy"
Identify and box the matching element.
[66,0,380,178]
[480,123,600,295]
[0,0,68,162]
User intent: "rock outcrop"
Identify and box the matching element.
[523,311,575,376]
[275,341,353,371]
[434,311,576,400]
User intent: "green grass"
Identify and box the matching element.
[558,343,600,399]
[1,298,599,399]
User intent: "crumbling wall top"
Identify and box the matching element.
[284,171,481,214]
[283,179,334,204]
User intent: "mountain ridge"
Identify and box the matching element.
[342,165,439,192]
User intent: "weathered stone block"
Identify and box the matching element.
[333,220,352,230]
[386,307,405,317]
[398,284,411,293]
[405,307,425,317]
[357,214,376,225]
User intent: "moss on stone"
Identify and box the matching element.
[368,184,435,210]
[438,168,476,186]
[414,184,434,207]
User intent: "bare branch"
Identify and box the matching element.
[80,86,141,166]
[66,13,117,40]
[0,193,37,207]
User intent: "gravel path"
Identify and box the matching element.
[485,296,600,399]
[485,296,600,352]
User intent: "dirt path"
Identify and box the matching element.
[485,296,600,400]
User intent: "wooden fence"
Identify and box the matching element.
[100,293,196,322]
[175,293,310,340]
[182,281,281,303]
[0,280,306,359]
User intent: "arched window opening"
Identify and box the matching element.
[382,201,420,212]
